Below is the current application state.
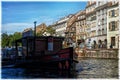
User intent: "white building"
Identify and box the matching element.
[95,1,110,48]
[85,1,97,46]
[53,15,72,37]
[107,1,119,49]
[76,10,86,43]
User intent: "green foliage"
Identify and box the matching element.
[36,25,55,36]
[1,25,55,48]
[46,25,55,35]
[1,33,9,48]
[1,32,22,48]
[36,30,45,36]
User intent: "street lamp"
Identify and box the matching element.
[34,21,37,37]
[34,21,37,55]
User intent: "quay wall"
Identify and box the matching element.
[75,48,118,59]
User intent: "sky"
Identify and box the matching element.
[2,1,87,34]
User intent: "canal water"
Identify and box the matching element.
[76,58,118,78]
[2,58,118,79]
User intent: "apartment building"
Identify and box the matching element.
[65,11,83,44]
[52,1,120,49]
[53,15,72,37]
[76,10,86,43]
[107,1,119,49]
[36,23,47,35]
[65,16,76,43]
[85,1,97,46]
[22,28,33,37]
[95,1,113,48]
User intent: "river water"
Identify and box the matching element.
[2,58,118,79]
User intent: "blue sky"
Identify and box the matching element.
[2,1,87,34]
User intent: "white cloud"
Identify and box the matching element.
[2,23,33,34]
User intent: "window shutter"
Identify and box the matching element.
[115,21,117,30]
[116,9,119,16]
[110,11,112,17]
[109,11,111,17]
[118,21,119,30]
[110,22,112,31]
[115,9,117,16]
[109,22,111,31]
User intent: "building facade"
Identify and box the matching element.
[76,10,86,43]
[53,15,72,37]
[51,0,120,49]
[85,1,97,47]
[95,1,112,48]
[65,11,83,44]
[107,1,119,49]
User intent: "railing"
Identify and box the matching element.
[75,48,118,59]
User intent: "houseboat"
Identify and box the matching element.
[15,35,74,71]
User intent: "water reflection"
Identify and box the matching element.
[2,67,70,79]
[2,58,118,79]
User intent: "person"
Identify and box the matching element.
[72,42,76,49]
[110,44,113,48]
[93,40,96,49]
[87,42,92,49]
[79,42,85,49]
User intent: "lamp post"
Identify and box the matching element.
[34,21,37,37]
[34,21,37,54]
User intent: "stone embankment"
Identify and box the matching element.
[75,48,118,59]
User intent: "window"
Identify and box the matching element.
[48,37,53,51]
[109,21,117,31]
[111,37,115,46]
[102,29,104,34]
[72,27,75,31]
[112,21,115,31]
[98,1,100,6]
[98,29,101,35]
[109,9,118,17]
[71,33,73,36]
[111,10,115,17]
[102,18,104,25]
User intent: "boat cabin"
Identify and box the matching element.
[15,36,64,57]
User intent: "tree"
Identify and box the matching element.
[13,32,22,46]
[1,32,22,48]
[46,25,55,36]
[1,33,9,48]
[36,30,45,36]
[13,32,22,40]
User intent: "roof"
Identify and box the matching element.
[15,36,65,42]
